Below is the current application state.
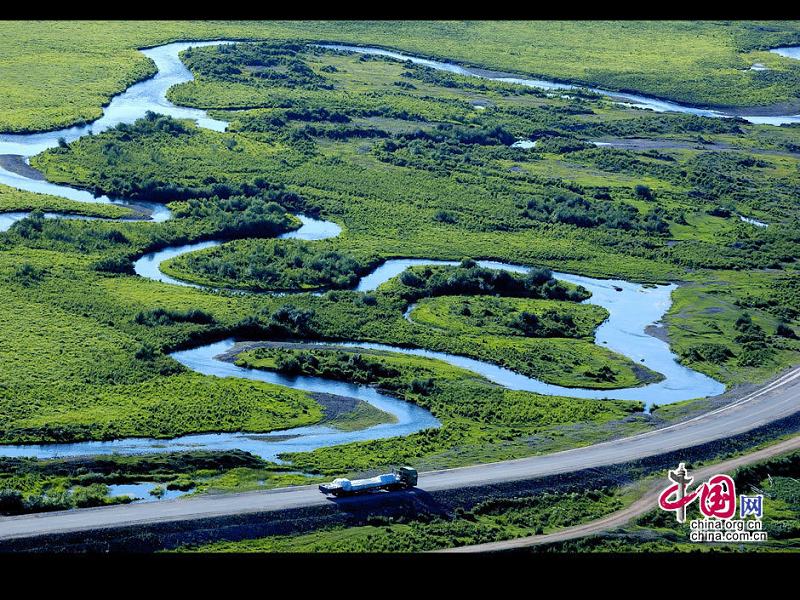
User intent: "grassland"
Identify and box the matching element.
[408,295,609,339]
[1,33,799,507]
[0,184,134,218]
[173,447,800,553]
[0,260,323,443]
[4,21,800,132]
[32,46,800,280]
[667,270,800,386]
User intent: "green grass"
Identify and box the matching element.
[0,249,323,443]
[31,45,800,281]
[1,30,799,502]
[326,401,397,432]
[409,295,608,339]
[666,271,800,386]
[4,21,800,132]
[27,118,680,282]
[0,184,134,218]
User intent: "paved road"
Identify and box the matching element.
[2,365,799,542]
[442,434,800,552]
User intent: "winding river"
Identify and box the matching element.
[318,44,800,126]
[0,41,233,228]
[132,215,342,287]
[3,37,791,459]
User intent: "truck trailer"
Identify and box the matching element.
[318,467,418,496]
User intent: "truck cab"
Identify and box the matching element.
[395,466,418,487]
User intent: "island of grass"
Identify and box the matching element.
[0,183,135,219]
[160,238,381,292]
[7,21,800,132]
[408,295,609,340]
[1,30,800,507]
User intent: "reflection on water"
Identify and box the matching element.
[106,482,193,503]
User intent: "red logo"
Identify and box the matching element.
[658,463,736,522]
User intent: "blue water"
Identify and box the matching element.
[0,37,753,461]
[0,41,234,225]
[0,339,440,462]
[106,482,193,503]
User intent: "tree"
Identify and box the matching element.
[634,184,653,200]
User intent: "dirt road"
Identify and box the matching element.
[442,434,800,552]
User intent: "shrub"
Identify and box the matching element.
[13,262,44,286]
[0,489,25,515]
[92,255,134,274]
[134,308,216,327]
[583,365,617,382]
[71,484,110,508]
[268,305,316,335]
[434,210,458,224]
[634,184,654,200]
[684,343,733,363]
[135,343,160,361]
[738,348,772,367]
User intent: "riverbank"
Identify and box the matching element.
[4,22,800,133]
[0,155,44,180]
[0,35,795,485]
[3,390,796,553]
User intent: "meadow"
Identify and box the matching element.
[0,184,134,218]
[0,33,799,513]
[4,21,800,132]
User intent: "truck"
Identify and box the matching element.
[318,466,418,497]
